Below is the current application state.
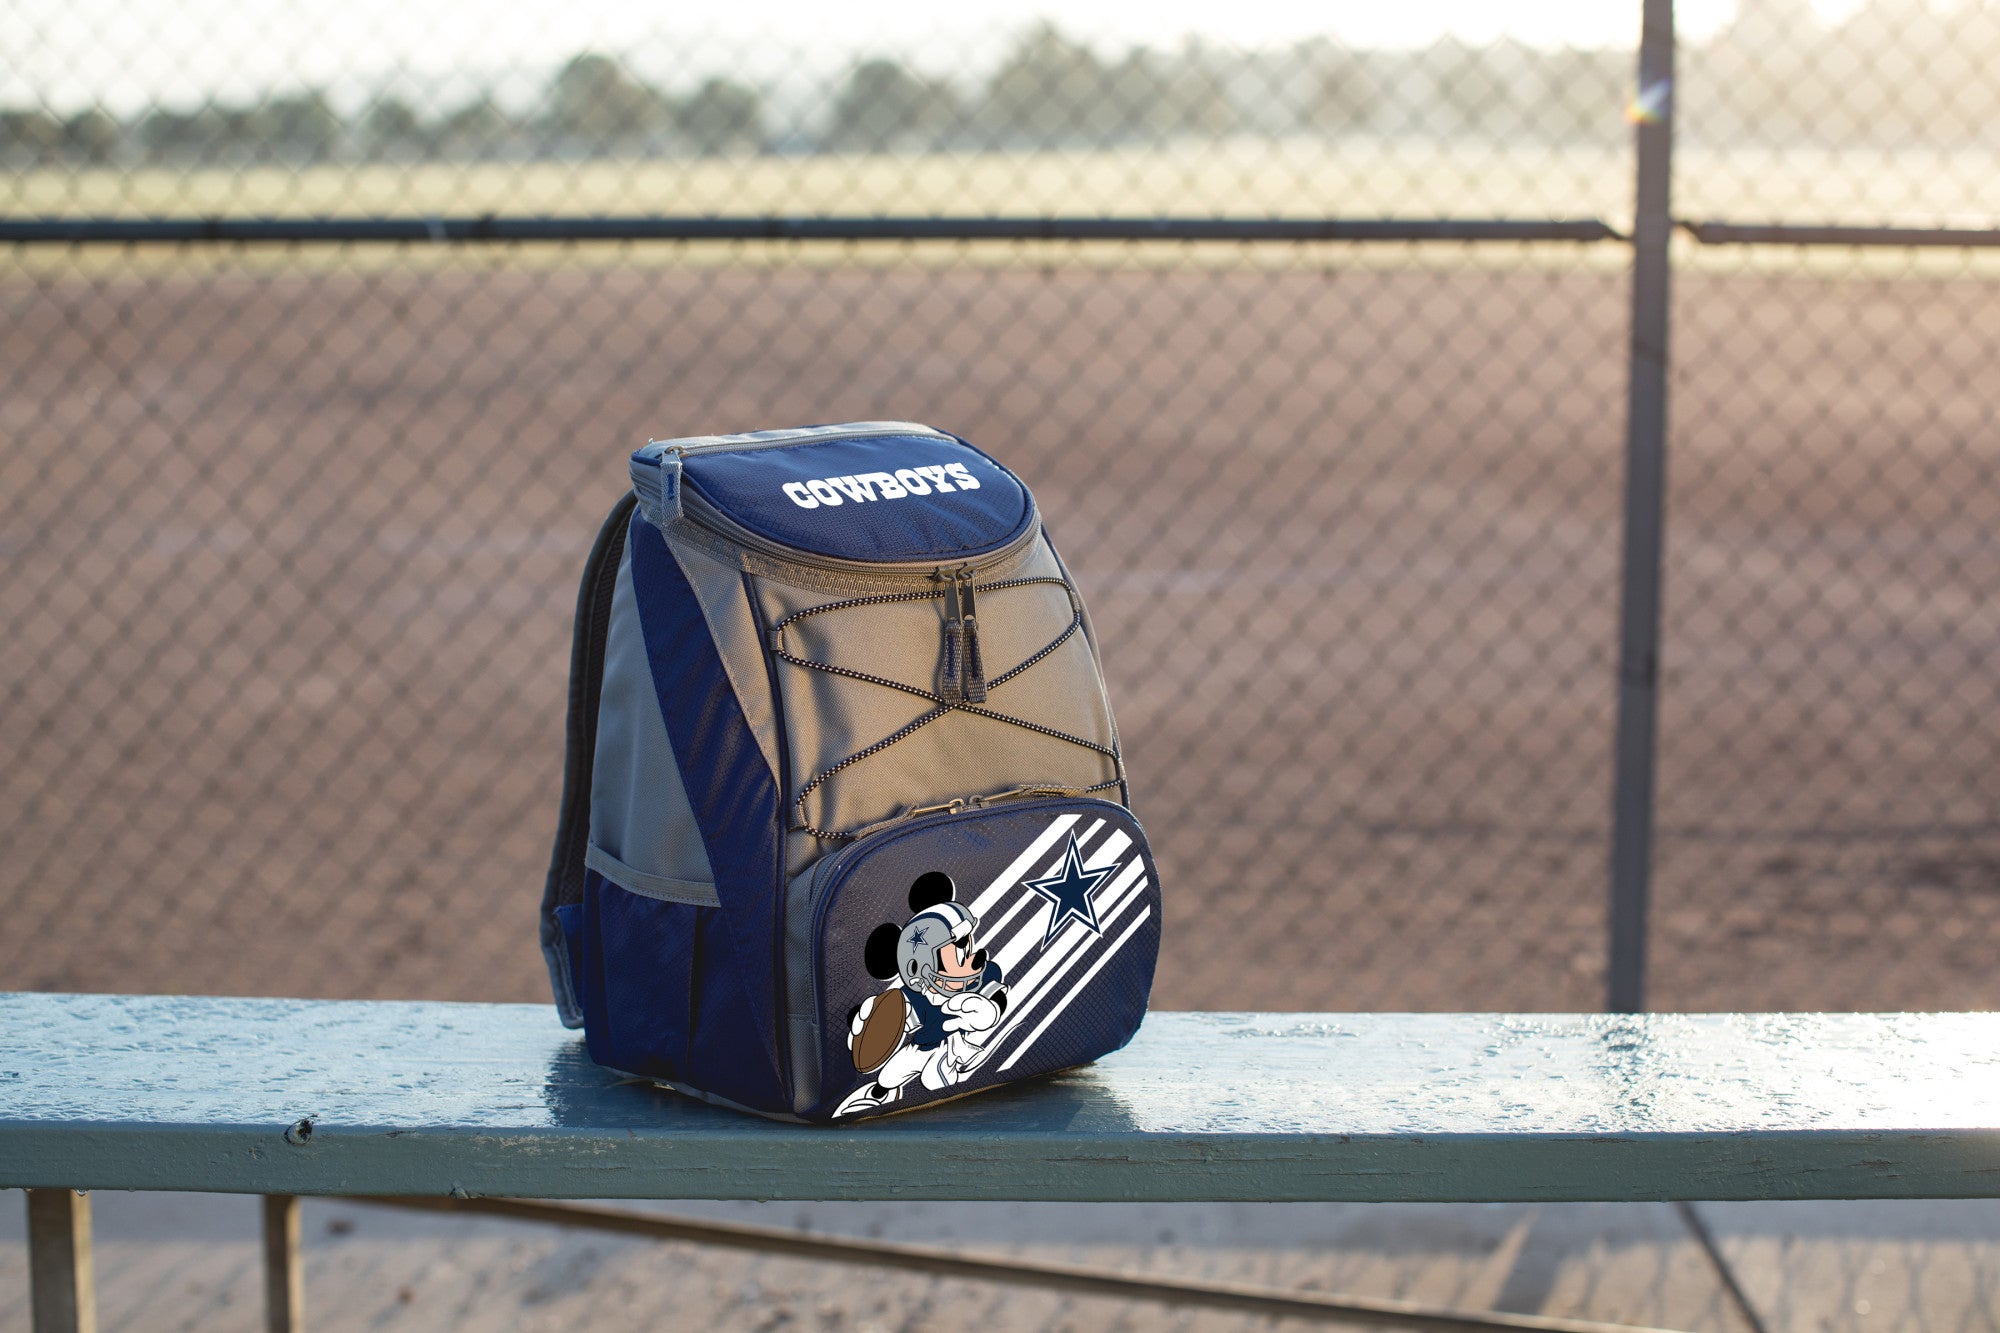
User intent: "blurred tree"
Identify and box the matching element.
[435,96,508,159]
[0,108,62,164]
[137,106,217,159]
[545,53,671,145]
[251,91,341,161]
[1102,44,1236,141]
[680,77,763,155]
[130,92,334,162]
[1300,45,1384,133]
[363,97,425,156]
[981,22,1113,145]
[61,108,121,163]
[827,58,958,151]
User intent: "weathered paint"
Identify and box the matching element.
[2,995,1997,1202]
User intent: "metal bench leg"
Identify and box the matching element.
[262,1194,304,1333]
[26,1189,96,1333]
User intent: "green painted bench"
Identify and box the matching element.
[5,992,1999,1331]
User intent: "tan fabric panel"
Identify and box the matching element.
[755,536,1120,873]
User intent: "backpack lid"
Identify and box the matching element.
[648,424,1035,566]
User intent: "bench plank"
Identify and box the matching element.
[3,993,1996,1203]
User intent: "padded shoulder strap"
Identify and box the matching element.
[540,490,638,1026]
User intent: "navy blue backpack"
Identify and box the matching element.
[541,423,1161,1120]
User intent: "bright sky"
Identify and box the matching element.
[3,0,1834,114]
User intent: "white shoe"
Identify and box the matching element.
[834,1079,897,1118]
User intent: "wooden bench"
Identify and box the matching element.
[6,992,1999,1332]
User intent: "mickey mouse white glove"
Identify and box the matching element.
[940,992,999,1034]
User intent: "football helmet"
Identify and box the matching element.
[897,901,986,995]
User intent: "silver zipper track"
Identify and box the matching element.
[650,421,949,457]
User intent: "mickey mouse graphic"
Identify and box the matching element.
[835,870,1008,1118]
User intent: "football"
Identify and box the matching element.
[852,988,908,1073]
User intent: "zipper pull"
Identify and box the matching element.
[960,571,987,704]
[628,444,683,530]
[938,569,964,703]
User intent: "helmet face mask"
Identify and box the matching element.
[898,903,985,996]
[931,944,987,993]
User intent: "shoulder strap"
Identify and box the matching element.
[540,490,639,1026]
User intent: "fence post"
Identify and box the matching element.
[1609,0,1677,1014]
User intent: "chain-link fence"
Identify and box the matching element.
[2,0,1996,1022]
[1652,0,2000,1013]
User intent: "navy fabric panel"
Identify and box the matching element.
[625,515,788,1110]
[575,875,612,1053]
[583,870,698,1080]
[679,433,1030,563]
[685,909,788,1110]
[554,903,586,1015]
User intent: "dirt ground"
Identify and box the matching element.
[1,250,1995,1012]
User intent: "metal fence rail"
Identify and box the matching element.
[0,216,1626,245]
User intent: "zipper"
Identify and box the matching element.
[960,572,985,702]
[937,566,987,704]
[651,421,949,458]
[808,789,1106,921]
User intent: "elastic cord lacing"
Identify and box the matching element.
[771,575,1122,840]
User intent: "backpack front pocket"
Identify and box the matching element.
[794,797,1161,1120]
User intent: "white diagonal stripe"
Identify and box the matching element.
[960,874,1150,1080]
[995,855,1146,979]
[973,889,1040,954]
[969,859,1151,1071]
[1082,830,1130,871]
[995,862,1147,1007]
[999,905,1154,1071]
[984,830,1125,966]
[969,814,1082,917]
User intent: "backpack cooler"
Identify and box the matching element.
[540,422,1161,1121]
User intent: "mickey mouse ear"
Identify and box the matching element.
[864,923,902,979]
[908,870,955,912]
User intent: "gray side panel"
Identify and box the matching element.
[585,843,721,907]
[783,861,824,1113]
[589,543,717,891]
[665,532,785,783]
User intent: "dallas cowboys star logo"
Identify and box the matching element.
[1021,833,1115,946]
